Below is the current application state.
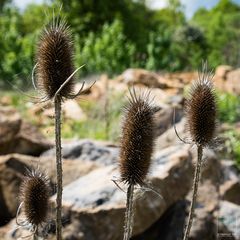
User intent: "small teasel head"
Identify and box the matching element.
[186,63,217,147]
[19,168,50,228]
[119,89,156,186]
[36,17,75,101]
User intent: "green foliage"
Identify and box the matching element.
[61,91,126,141]
[217,92,240,123]
[75,20,136,75]
[146,24,207,71]
[1,0,240,84]
[192,0,240,68]
[223,130,240,169]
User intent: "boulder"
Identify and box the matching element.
[218,201,240,239]
[0,154,97,226]
[132,200,187,240]
[0,107,52,155]
[220,179,240,205]
[42,140,119,166]
[0,107,21,144]
[116,68,166,88]
[63,100,87,121]
[215,65,233,79]
[154,104,183,137]
[225,69,240,94]
[155,118,186,151]
[38,145,193,240]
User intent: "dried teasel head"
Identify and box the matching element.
[119,89,156,186]
[19,168,50,227]
[186,66,217,147]
[36,17,75,101]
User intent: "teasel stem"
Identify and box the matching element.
[123,184,134,240]
[54,96,62,240]
[183,145,203,240]
[33,226,38,240]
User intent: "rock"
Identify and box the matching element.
[39,145,192,240]
[132,200,187,240]
[189,207,217,240]
[219,201,240,239]
[221,160,239,182]
[225,69,240,94]
[215,65,233,79]
[154,105,183,137]
[42,140,119,166]
[155,118,186,150]
[0,107,52,155]
[220,179,240,205]
[63,100,87,121]
[0,107,21,144]
[117,68,166,88]
[0,154,97,226]
[11,121,52,156]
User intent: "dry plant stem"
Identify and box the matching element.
[123,184,134,240]
[55,96,63,240]
[33,226,38,240]
[183,145,203,240]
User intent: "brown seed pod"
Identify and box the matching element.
[186,75,217,147]
[20,168,50,227]
[36,17,75,100]
[119,90,156,186]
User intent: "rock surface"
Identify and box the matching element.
[45,145,193,240]
[0,107,52,155]
[42,140,119,166]
[215,65,233,79]
[117,68,166,88]
[225,69,240,94]
[219,201,240,239]
[0,154,97,226]
[220,179,240,205]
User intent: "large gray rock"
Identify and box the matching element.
[42,140,119,166]
[0,154,97,226]
[218,201,240,240]
[42,145,193,240]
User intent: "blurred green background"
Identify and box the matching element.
[1,0,240,88]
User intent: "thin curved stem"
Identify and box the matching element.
[123,184,134,240]
[183,145,203,240]
[33,226,38,240]
[55,96,62,240]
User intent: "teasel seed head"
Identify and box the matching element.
[36,17,75,100]
[186,68,217,147]
[20,168,50,227]
[119,89,156,186]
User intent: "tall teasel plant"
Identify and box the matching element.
[119,89,157,240]
[35,17,89,239]
[17,168,50,240]
[181,63,217,240]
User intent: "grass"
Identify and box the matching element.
[0,90,126,142]
[217,91,240,124]
[44,91,126,142]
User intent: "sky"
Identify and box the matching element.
[13,0,240,18]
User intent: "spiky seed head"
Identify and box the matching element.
[119,90,156,186]
[20,169,50,227]
[186,75,217,147]
[36,18,75,100]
